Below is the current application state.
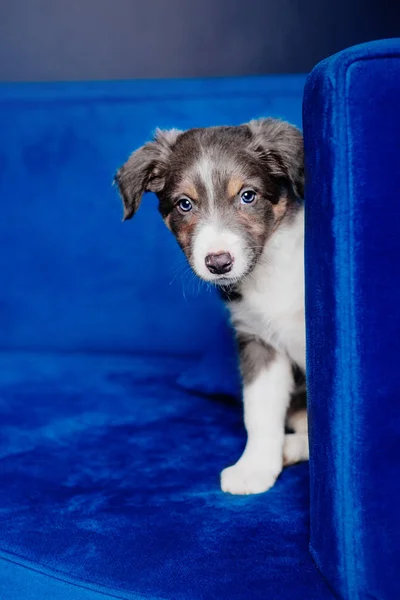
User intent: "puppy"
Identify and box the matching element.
[115,119,308,495]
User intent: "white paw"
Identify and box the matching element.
[220,463,280,495]
[283,433,309,466]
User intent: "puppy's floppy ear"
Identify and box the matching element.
[115,128,182,220]
[247,118,304,199]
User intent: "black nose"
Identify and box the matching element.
[205,252,233,275]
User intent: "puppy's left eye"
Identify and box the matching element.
[241,190,256,204]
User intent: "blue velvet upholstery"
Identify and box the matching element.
[0,352,331,600]
[303,39,400,600]
[0,75,336,599]
[1,39,399,599]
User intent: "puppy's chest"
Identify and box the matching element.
[231,265,305,367]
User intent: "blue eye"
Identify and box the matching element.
[178,198,193,212]
[241,190,256,204]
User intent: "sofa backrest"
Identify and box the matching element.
[0,76,305,354]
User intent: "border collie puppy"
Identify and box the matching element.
[115,119,308,495]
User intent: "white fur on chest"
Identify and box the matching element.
[230,207,305,369]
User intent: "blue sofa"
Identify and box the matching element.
[0,39,398,600]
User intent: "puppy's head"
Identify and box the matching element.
[115,119,303,284]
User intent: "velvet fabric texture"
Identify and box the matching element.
[2,38,398,597]
[0,352,331,600]
[0,76,336,599]
[303,39,400,600]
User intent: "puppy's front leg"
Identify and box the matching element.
[221,335,293,495]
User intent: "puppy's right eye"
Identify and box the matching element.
[177,198,193,213]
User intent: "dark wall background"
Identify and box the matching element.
[0,0,399,81]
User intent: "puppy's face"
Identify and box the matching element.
[116,119,303,284]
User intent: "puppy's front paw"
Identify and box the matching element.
[220,463,280,495]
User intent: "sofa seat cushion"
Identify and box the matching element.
[0,351,332,599]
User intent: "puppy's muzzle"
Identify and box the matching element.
[205,252,234,275]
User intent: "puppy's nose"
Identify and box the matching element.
[205,252,233,275]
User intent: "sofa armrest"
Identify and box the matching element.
[303,39,400,600]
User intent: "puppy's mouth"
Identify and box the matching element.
[201,271,252,287]
[189,223,259,285]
